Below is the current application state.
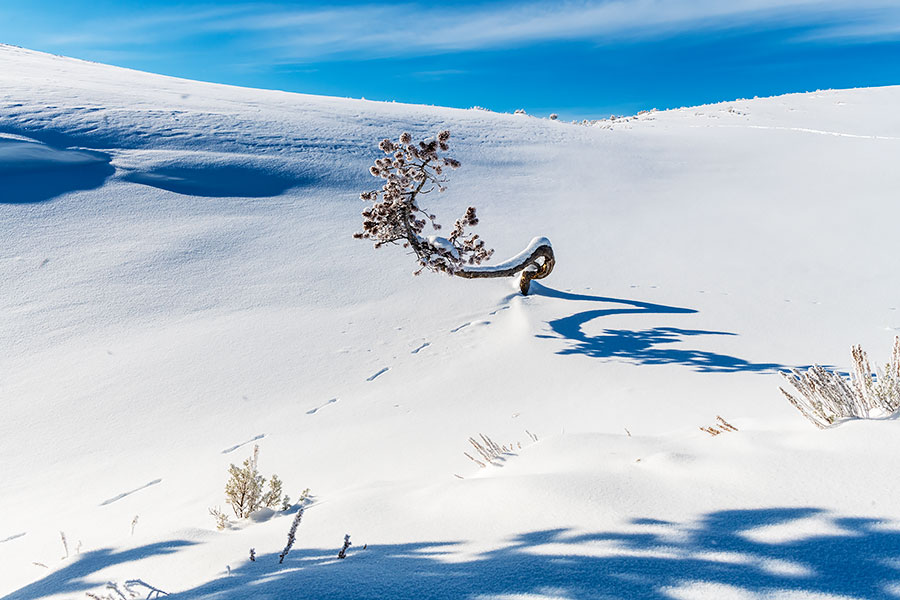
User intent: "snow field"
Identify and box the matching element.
[3,45,900,598]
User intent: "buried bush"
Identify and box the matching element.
[209,506,231,531]
[780,336,900,428]
[355,130,554,294]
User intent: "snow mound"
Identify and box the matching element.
[0,135,114,203]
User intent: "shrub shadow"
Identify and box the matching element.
[530,283,786,373]
[2,540,195,600]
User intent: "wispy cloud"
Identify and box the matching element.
[41,5,257,47]
[38,0,900,62]
[407,69,468,81]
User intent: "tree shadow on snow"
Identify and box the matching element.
[529,283,786,373]
[1,540,195,600]
[12,507,897,600]
[172,508,900,599]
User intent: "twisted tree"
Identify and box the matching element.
[354,130,554,294]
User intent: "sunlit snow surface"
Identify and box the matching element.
[3,44,900,599]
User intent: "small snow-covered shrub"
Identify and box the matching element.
[337,534,351,559]
[277,489,312,564]
[224,445,284,518]
[780,336,900,428]
[278,505,304,564]
[355,130,555,294]
[209,506,231,530]
[261,474,283,509]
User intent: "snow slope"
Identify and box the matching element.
[3,44,900,599]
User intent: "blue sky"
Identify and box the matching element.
[2,1,899,119]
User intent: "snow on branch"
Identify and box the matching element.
[355,130,554,294]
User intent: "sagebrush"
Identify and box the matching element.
[224,445,284,518]
[780,336,900,428]
[463,432,532,468]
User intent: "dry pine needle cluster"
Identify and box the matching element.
[355,130,492,275]
[355,130,555,294]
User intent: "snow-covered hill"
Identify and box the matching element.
[3,44,900,599]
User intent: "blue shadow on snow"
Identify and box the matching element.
[529,282,786,373]
[1,540,195,600]
[121,165,312,198]
[9,508,900,600]
[0,151,114,204]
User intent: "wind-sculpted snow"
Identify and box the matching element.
[0,135,114,203]
[0,136,109,173]
[3,44,900,600]
[121,162,311,198]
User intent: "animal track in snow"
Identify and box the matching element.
[411,342,430,354]
[100,479,162,506]
[367,367,389,381]
[221,433,266,454]
[307,398,338,414]
[0,532,26,544]
[451,320,491,333]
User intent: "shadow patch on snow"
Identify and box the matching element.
[22,507,887,600]
[121,164,311,197]
[531,283,785,374]
[2,540,195,600]
[248,507,277,523]
[0,138,114,203]
[99,479,162,506]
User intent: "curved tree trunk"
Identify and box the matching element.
[454,237,555,295]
